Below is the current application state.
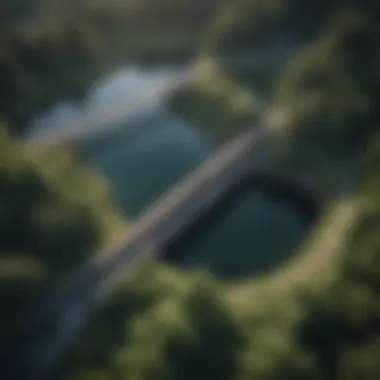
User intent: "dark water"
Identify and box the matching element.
[29,64,311,279]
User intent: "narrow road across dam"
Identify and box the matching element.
[1,124,287,380]
[4,46,316,379]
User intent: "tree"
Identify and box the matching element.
[0,126,124,342]
[0,20,98,134]
[273,10,380,172]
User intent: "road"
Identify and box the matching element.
[2,125,275,380]
[4,41,304,379]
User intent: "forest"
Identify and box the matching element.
[0,0,379,379]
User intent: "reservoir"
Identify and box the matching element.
[28,63,312,279]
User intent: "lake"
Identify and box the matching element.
[28,63,311,280]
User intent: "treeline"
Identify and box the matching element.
[200,0,380,54]
[194,0,380,106]
[0,21,100,135]
[273,9,380,174]
[171,2,380,146]
[85,0,220,32]
[0,0,220,136]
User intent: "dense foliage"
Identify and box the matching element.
[0,127,124,343]
[0,23,99,134]
[54,168,380,380]
[0,0,219,136]
[169,69,262,142]
[199,0,379,55]
[52,4,380,380]
[1,1,379,380]
[53,189,380,380]
[274,10,380,173]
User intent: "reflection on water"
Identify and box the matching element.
[30,64,310,278]
[27,64,182,139]
[168,186,308,279]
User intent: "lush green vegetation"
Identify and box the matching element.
[273,10,380,174]
[1,1,379,380]
[49,5,380,380]
[51,186,380,380]
[0,22,101,134]
[0,0,220,136]
[198,0,379,56]
[170,0,380,144]
[169,66,262,142]
[0,126,125,343]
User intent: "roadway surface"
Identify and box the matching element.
[2,34,357,380]
[2,124,274,380]
[4,41,303,379]
[2,31,357,380]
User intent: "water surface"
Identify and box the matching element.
[29,63,310,279]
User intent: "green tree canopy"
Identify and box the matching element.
[52,7,380,380]
[274,10,380,171]
[0,126,124,342]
